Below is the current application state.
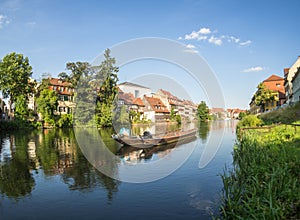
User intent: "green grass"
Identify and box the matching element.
[219,124,300,219]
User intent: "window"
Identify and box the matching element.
[134,90,139,98]
[53,86,57,91]
[276,83,280,87]
[60,87,64,92]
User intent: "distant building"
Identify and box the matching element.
[49,78,75,114]
[284,56,300,104]
[227,108,246,119]
[143,95,170,122]
[291,67,300,103]
[117,87,145,116]
[249,74,285,113]
[155,89,196,121]
[118,82,151,98]
[209,108,226,119]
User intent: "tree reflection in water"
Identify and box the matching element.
[0,133,35,199]
[198,122,210,143]
[0,129,120,202]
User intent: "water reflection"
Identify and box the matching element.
[0,129,120,201]
[0,120,238,219]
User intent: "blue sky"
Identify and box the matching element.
[0,0,300,108]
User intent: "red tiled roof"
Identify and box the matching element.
[144,96,169,113]
[49,78,73,95]
[159,89,181,101]
[118,92,135,105]
[263,74,284,82]
[209,108,225,114]
[49,78,72,87]
[262,75,285,94]
[133,97,145,106]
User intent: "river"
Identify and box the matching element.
[0,120,237,219]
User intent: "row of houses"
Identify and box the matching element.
[21,79,198,123]
[249,56,300,114]
[117,82,198,123]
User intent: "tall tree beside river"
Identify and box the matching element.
[95,49,119,127]
[0,52,35,118]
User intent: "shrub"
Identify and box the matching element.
[57,114,73,128]
[237,115,262,128]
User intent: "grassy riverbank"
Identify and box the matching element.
[219,121,300,219]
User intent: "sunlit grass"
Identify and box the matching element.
[219,124,300,219]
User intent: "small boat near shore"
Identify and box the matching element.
[111,128,197,148]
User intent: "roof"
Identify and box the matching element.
[159,89,181,101]
[49,78,72,87]
[209,108,225,114]
[263,76,285,94]
[118,81,150,89]
[263,74,284,82]
[144,96,169,113]
[48,78,73,95]
[118,92,135,105]
[284,68,290,77]
[133,97,145,106]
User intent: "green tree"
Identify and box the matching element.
[36,89,58,125]
[70,62,96,125]
[170,107,181,124]
[196,101,209,121]
[113,105,130,125]
[0,52,35,117]
[254,83,277,111]
[14,94,29,120]
[95,49,119,127]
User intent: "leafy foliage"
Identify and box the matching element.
[95,49,119,127]
[0,52,35,114]
[36,89,58,124]
[170,107,181,124]
[196,101,209,121]
[57,114,73,128]
[254,83,277,111]
[237,115,262,128]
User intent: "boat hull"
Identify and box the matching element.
[112,129,197,148]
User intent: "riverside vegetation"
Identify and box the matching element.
[219,103,300,219]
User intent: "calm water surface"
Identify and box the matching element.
[0,120,237,220]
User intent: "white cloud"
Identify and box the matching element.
[184,44,198,53]
[184,27,211,40]
[242,66,264,73]
[0,14,10,29]
[228,36,240,43]
[239,40,252,46]
[198,27,211,35]
[208,36,222,46]
[179,27,251,47]
[186,44,196,49]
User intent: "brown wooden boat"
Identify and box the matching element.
[111,128,197,148]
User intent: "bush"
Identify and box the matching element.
[57,114,73,128]
[237,115,262,128]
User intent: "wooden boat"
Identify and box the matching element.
[111,128,197,148]
[117,134,197,161]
